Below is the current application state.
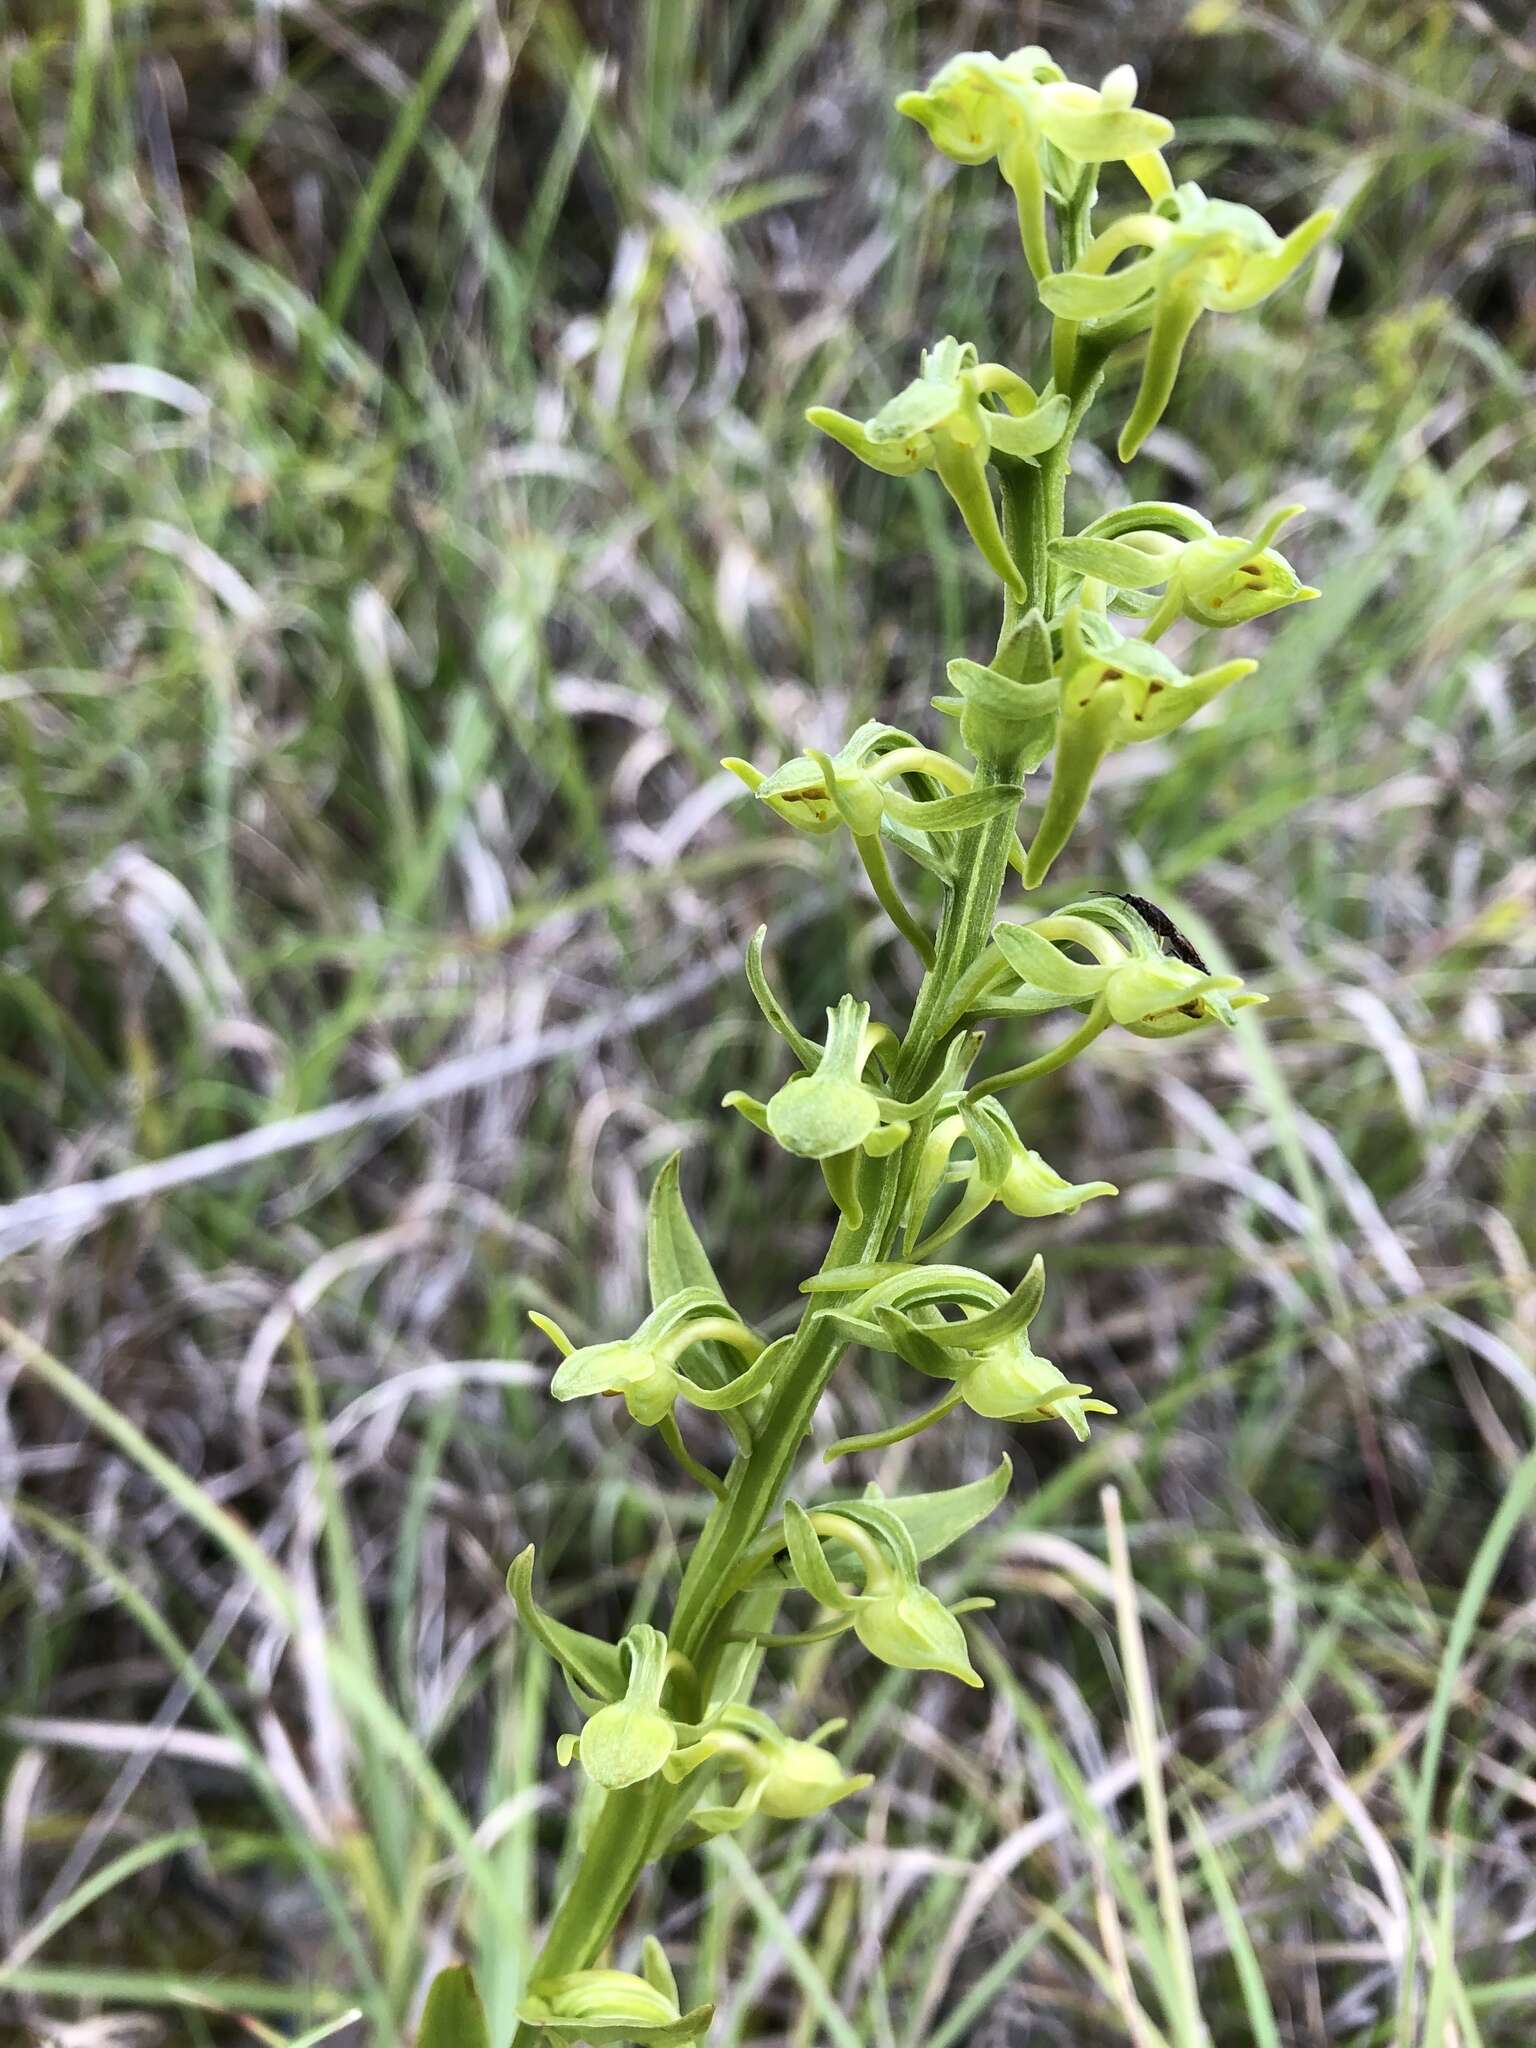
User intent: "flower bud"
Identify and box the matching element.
[518,1940,712,2045]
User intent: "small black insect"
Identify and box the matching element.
[1115,893,1211,975]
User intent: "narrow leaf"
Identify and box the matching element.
[507,1547,624,1705]
[418,1964,491,2048]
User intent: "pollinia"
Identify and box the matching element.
[431,45,1334,2048]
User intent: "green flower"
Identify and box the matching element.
[1038,182,1335,458]
[725,719,1021,867]
[1023,606,1256,886]
[987,903,1262,1037]
[531,1286,777,1428]
[727,1001,976,1226]
[1051,500,1318,634]
[519,1938,713,2045]
[907,1096,1116,1256]
[782,1499,985,1688]
[830,1259,1114,1444]
[897,49,1174,276]
[665,1705,872,1835]
[555,1625,686,1790]
[807,337,1069,596]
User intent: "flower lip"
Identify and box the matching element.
[575,1701,678,1789]
[767,1073,883,1159]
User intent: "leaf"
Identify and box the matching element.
[864,1455,1014,1561]
[991,922,1107,999]
[783,1501,849,1609]
[986,390,1070,458]
[647,1154,727,1311]
[882,783,1023,832]
[745,928,820,1070]
[1049,534,1176,589]
[418,1964,491,2048]
[646,1154,742,1410]
[508,1546,624,1706]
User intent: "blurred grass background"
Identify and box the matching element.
[1,0,1534,2042]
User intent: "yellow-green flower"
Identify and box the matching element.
[665,1705,872,1835]
[989,908,1262,1037]
[1051,500,1318,634]
[725,719,1019,856]
[897,49,1174,276]
[531,1286,775,1427]
[555,1625,682,1790]
[827,1260,1114,1446]
[727,999,975,1226]
[1038,182,1335,457]
[1023,606,1256,886]
[907,1097,1116,1256]
[783,1501,985,1688]
[807,337,1069,596]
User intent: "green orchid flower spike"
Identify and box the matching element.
[1039,181,1336,457]
[896,50,1174,277]
[1050,499,1319,634]
[556,1624,689,1791]
[1022,605,1256,886]
[477,44,1345,2048]
[807,336,1069,597]
[664,1704,872,1836]
[518,1939,713,2046]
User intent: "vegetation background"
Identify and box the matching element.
[2,1,1534,2042]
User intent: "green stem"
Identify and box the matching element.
[854,831,935,967]
[965,998,1111,1103]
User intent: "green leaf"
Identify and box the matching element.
[647,1154,727,1312]
[507,1546,625,1706]
[862,1455,1013,1561]
[1049,534,1176,589]
[882,783,1022,832]
[646,1154,743,1411]
[418,1964,491,2048]
[783,1501,849,1609]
